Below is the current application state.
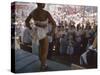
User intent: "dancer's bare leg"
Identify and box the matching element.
[39,36,48,69]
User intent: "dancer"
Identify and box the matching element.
[25,3,56,70]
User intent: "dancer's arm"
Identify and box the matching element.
[25,11,33,29]
[47,11,56,35]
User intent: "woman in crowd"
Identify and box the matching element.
[74,23,82,55]
[67,23,75,56]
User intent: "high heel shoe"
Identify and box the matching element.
[40,64,48,71]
